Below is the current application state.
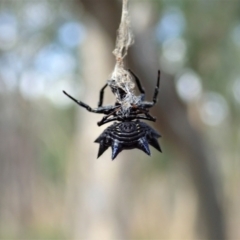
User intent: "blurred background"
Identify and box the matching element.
[0,0,239,239]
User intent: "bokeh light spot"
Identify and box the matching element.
[232,78,240,104]
[161,37,187,74]
[156,7,186,42]
[231,24,240,48]
[58,22,85,48]
[24,2,52,30]
[176,69,202,102]
[0,13,17,50]
[35,44,76,78]
[200,92,229,126]
[20,71,46,100]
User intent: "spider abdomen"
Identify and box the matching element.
[95,120,162,160]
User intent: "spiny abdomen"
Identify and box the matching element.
[95,120,162,160]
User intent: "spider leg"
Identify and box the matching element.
[136,70,161,109]
[144,112,156,121]
[98,117,115,126]
[128,69,145,100]
[127,115,156,122]
[63,90,116,114]
[98,113,156,126]
[133,108,156,121]
[97,107,120,126]
[98,116,122,126]
[98,83,108,107]
[153,70,160,104]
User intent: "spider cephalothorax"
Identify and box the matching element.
[63,69,162,160]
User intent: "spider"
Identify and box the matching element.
[63,69,162,160]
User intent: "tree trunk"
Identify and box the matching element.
[66,17,129,239]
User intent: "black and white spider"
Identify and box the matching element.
[63,69,162,160]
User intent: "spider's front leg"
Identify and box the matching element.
[153,70,160,104]
[98,83,108,107]
[128,69,145,100]
[139,70,161,109]
[63,90,116,114]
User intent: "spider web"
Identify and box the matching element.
[109,0,135,97]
